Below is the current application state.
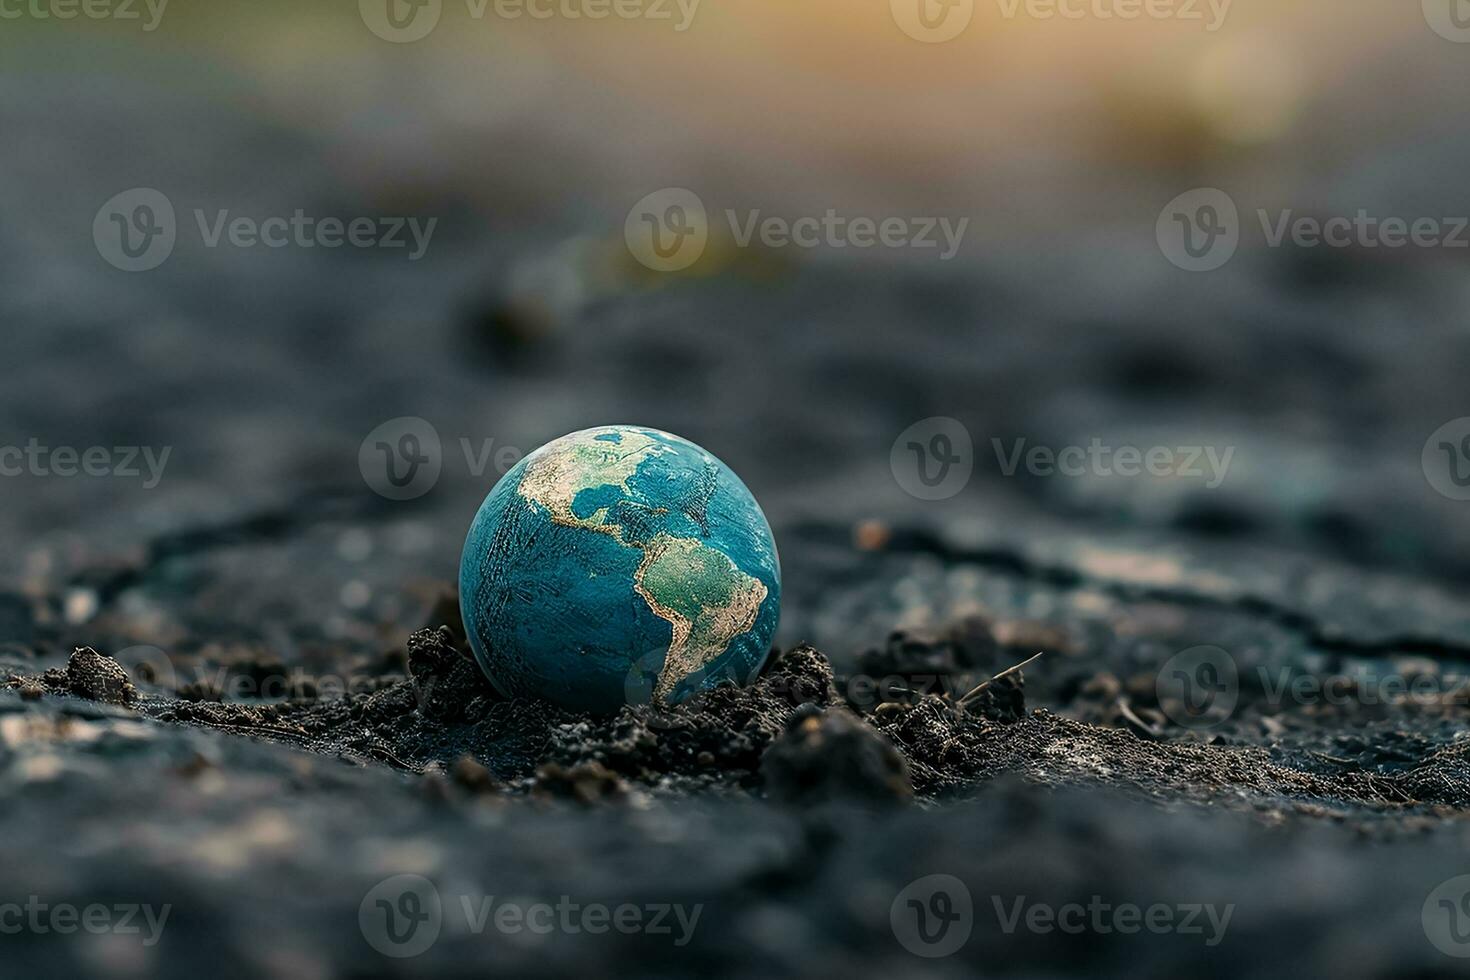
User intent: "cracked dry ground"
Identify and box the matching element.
[7,499,1470,979]
[11,68,1470,978]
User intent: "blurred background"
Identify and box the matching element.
[6,0,1470,667]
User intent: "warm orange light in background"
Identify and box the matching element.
[8,0,1457,248]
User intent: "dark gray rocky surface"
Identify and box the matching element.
[6,21,1470,979]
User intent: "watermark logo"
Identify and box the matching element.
[891,875,973,958]
[625,190,969,271]
[1423,418,1470,501]
[1156,645,1238,729]
[1154,647,1470,728]
[358,418,523,500]
[360,417,443,501]
[1424,875,1470,957]
[1156,188,1239,272]
[1160,187,1470,271]
[890,424,1234,495]
[94,188,176,272]
[362,0,699,39]
[361,877,703,957]
[891,0,974,43]
[1424,0,1470,43]
[625,188,709,273]
[360,0,443,42]
[95,188,437,270]
[361,875,443,958]
[891,417,974,501]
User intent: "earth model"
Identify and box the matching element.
[459,426,781,713]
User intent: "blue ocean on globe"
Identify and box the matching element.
[459,426,781,713]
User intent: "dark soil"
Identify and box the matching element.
[9,38,1470,979]
[10,617,1454,817]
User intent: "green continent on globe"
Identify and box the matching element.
[459,426,781,713]
[632,533,768,702]
[515,427,668,536]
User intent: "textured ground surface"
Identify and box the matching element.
[8,16,1470,980]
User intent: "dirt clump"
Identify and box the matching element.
[531,761,632,805]
[12,647,140,706]
[760,706,913,804]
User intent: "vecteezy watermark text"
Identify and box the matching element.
[889,419,1236,501]
[1258,210,1470,250]
[94,188,437,272]
[993,0,1230,29]
[468,0,699,28]
[991,896,1233,946]
[0,897,171,946]
[194,211,436,260]
[359,0,700,43]
[725,210,968,261]
[888,875,1232,958]
[459,895,701,944]
[992,437,1235,489]
[0,0,167,30]
[1158,187,1470,272]
[0,440,170,488]
[1156,644,1470,730]
[624,189,969,272]
[889,0,1229,43]
[359,876,702,958]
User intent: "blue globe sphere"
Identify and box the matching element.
[459,426,781,713]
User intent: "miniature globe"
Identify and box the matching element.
[459,426,781,713]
